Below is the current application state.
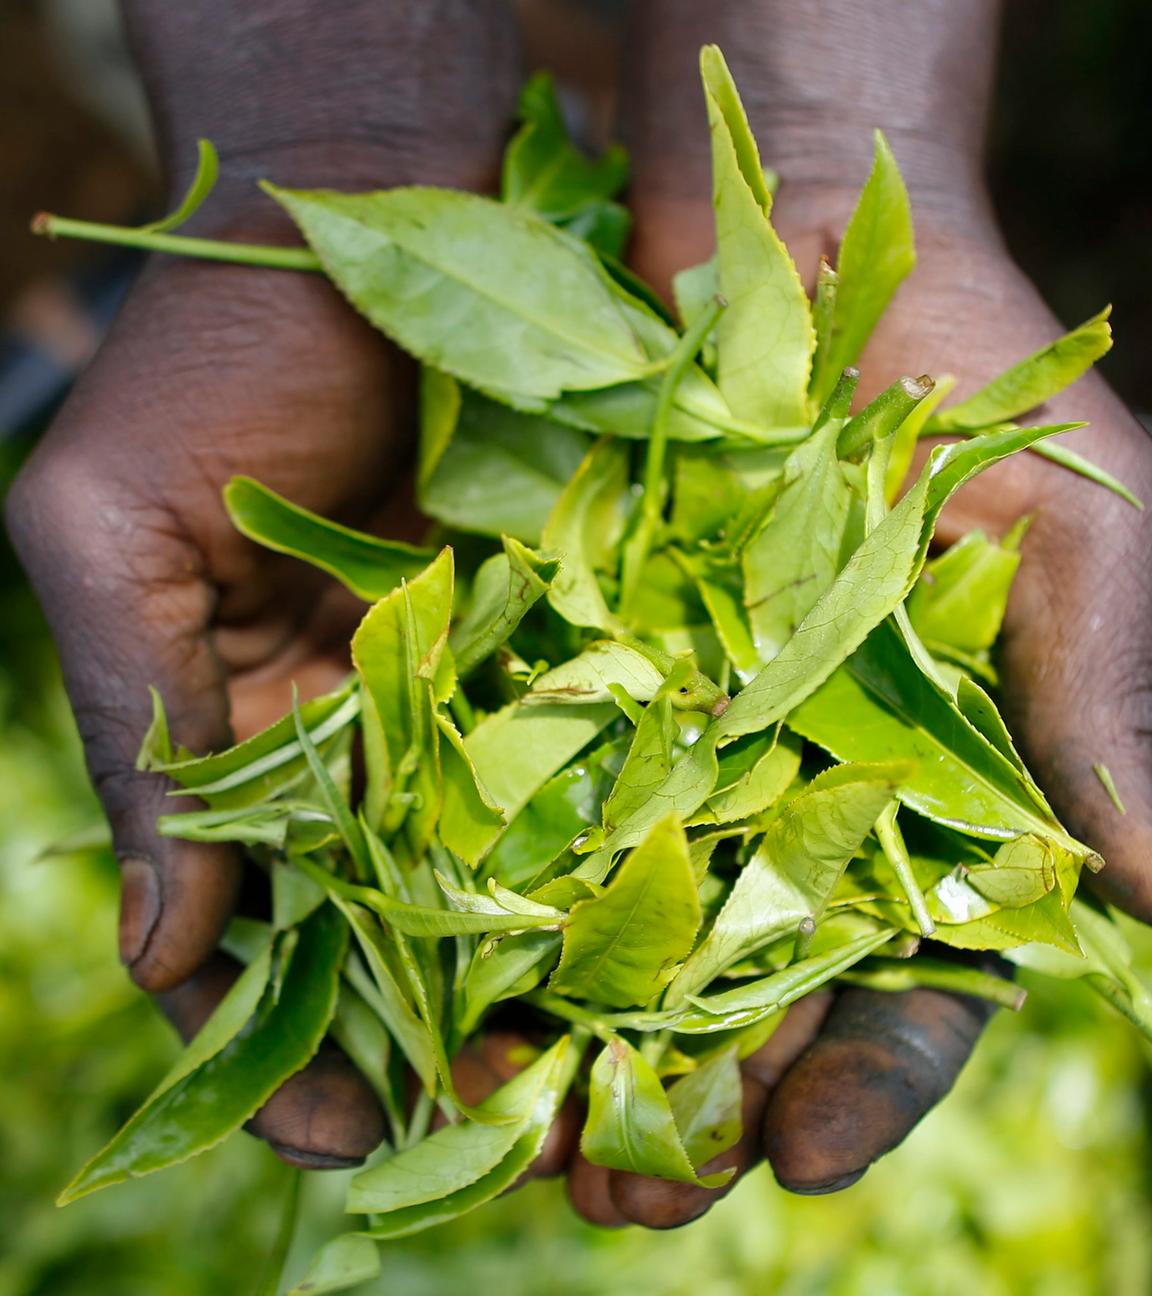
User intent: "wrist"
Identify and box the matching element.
[124,0,520,234]
[624,0,1004,248]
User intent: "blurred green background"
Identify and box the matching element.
[2,2,1152,1293]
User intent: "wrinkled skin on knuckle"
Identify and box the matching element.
[763,986,995,1194]
[247,1043,387,1169]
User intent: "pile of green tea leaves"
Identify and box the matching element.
[47,45,1152,1292]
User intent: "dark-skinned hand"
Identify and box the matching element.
[12,0,1151,1227]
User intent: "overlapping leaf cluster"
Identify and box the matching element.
[58,47,1150,1290]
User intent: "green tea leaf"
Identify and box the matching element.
[358,1037,573,1237]
[1028,438,1143,509]
[224,476,433,602]
[690,728,803,826]
[790,618,1065,844]
[420,390,591,544]
[435,713,506,867]
[60,905,345,1203]
[907,527,1022,660]
[670,763,902,1000]
[483,739,626,888]
[810,131,915,406]
[601,694,677,836]
[562,201,631,257]
[347,1038,568,1214]
[351,549,454,818]
[701,46,814,427]
[502,72,628,221]
[542,438,629,630]
[333,899,438,1094]
[674,927,897,1033]
[548,366,734,444]
[288,1234,380,1296]
[150,683,359,810]
[596,727,722,855]
[716,423,1081,742]
[743,419,854,662]
[582,1036,731,1187]
[458,932,562,1035]
[448,701,618,863]
[667,1047,743,1168]
[265,184,652,401]
[528,640,665,706]
[551,814,701,1008]
[450,537,559,678]
[931,308,1112,431]
[673,257,719,334]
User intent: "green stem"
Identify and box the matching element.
[792,917,816,962]
[619,295,726,617]
[253,1168,303,1296]
[405,1087,436,1148]
[32,212,323,272]
[840,959,1025,1011]
[875,803,936,938]
[838,375,933,459]
[525,990,614,1042]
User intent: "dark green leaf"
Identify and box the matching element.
[60,906,345,1203]
[502,72,628,220]
[224,476,432,602]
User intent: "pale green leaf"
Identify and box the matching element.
[265,184,652,401]
[551,815,701,1008]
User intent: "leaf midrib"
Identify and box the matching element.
[310,196,646,376]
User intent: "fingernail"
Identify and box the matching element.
[264,1140,365,1171]
[119,857,161,966]
[786,1168,866,1196]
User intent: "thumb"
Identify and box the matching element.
[7,453,242,992]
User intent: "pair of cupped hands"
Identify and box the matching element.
[8,134,1152,1229]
